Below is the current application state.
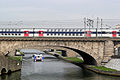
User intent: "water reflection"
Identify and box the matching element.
[0,71,21,80]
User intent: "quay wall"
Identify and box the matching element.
[0,53,22,75]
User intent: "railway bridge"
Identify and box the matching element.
[0,37,120,66]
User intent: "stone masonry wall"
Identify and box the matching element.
[0,40,115,65]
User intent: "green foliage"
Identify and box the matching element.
[91,66,117,71]
[65,57,83,63]
[19,52,24,55]
[17,50,20,52]
[8,56,22,61]
[56,51,62,54]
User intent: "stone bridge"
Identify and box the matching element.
[0,37,119,66]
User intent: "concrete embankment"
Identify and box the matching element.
[0,53,22,75]
[46,51,120,77]
[105,59,120,71]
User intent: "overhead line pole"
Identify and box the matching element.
[84,17,86,36]
[96,17,99,37]
[101,19,103,37]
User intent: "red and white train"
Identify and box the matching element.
[0,28,119,37]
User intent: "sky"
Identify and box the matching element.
[0,0,120,21]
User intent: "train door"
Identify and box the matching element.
[85,31,91,37]
[38,31,44,37]
[112,31,117,37]
[24,31,29,37]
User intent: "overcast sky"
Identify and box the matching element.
[0,0,120,21]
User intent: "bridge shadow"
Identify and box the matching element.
[41,45,97,65]
[62,46,97,65]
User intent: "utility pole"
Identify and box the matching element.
[84,17,86,31]
[96,17,99,37]
[101,19,103,37]
[84,17,87,36]
[97,17,99,29]
[101,19,103,29]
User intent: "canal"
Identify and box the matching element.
[0,54,120,80]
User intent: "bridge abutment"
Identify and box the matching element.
[102,40,114,64]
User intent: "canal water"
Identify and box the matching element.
[0,54,120,80]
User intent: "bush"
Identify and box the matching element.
[91,66,117,71]
[8,56,22,61]
[65,57,83,63]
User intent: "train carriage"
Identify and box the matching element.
[0,28,120,38]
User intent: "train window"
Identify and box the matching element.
[5,29,7,32]
[19,34,21,35]
[15,34,17,35]
[24,31,29,34]
[102,31,106,34]
[12,29,14,31]
[64,29,66,32]
[59,29,62,32]
[76,34,78,36]
[51,29,53,32]
[48,29,51,32]
[8,33,10,35]
[38,31,44,34]
[72,29,74,32]
[12,33,14,35]
[15,29,17,32]
[80,33,82,36]
[56,29,58,32]
[86,31,90,34]
[112,31,117,34]
[5,33,7,35]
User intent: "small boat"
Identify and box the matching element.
[33,54,43,62]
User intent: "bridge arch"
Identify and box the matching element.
[13,45,97,65]
[1,68,7,74]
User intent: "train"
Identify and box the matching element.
[0,28,119,37]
